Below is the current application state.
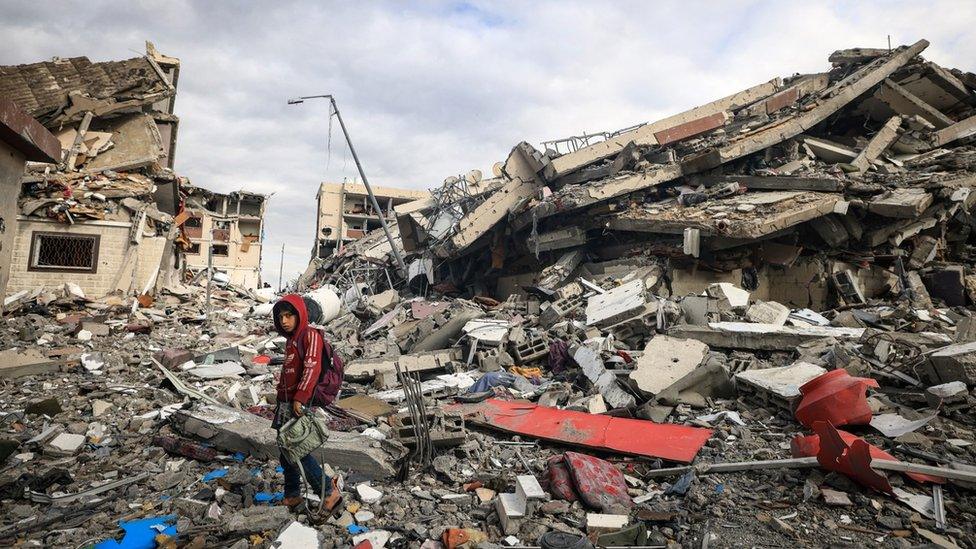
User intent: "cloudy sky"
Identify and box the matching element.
[3,1,975,287]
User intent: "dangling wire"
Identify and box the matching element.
[326,104,334,171]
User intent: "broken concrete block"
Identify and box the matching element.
[223,506,291,536]
[831,270,867,305]
[927,342,976,386]
[908,235,940,269]
[670,322,863,351]
[0,348,63,379]
[25,397,61,416]
[92,400,113,417]
[46,433,86,456]
[745,300,790,326]
[573,394,606,414]
[735,362,827,410]
[154,348,194,369]
[683,227,701,258]
[585,279,646,328]
[802,136,858,163]
[573,345,636,409]
[586,513,629,534]
[274,520,319,547]
[705,283,749,309]
[810,214,850,247]
[876,78,954,129]
[629,336,708,396]
[526,226,587,253]
[345,349,457,380]
[508,329,548,364]
[932,112,976,147]
[679,295,724,326]
[540,292,585,328]
[352,530,392,548]
[357,483,383,504]
[905,271,934,308]
[496,492,525,535]
[515,474,547,515]
[364,289,400,315]
[867,188,933,218]
[851,115,902,171]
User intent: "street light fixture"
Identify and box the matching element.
[287,94,407,274]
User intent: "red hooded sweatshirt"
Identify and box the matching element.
[273,294,326,405]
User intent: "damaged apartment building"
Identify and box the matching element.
[0,42,268,303]
[182,186,268,289]
[314,180,428,259]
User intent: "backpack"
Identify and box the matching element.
[296,327,345,407]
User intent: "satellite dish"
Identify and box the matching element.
[467,169,483,183]
[492,162,504,177]
[444,175,459,185]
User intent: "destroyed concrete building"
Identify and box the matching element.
[314,180,428,259]
[6,39,976,548]
[182,186,268,289]
[0,42,268,303]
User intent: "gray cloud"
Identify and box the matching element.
[2,0,974,286]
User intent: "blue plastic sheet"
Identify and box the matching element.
[254,491,284,504]
[202,469,228,482]
[95,515,177,549]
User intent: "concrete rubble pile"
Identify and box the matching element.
[5,39,976,548]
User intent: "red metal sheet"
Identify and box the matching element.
[794,369,879,428]
[448,399,712,463]
[791,421,943,489]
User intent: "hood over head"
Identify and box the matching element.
[272,294,308,338]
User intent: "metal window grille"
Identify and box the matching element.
[29,232,100,273]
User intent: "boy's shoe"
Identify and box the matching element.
[281,495,304,508]
[321,476,344,517]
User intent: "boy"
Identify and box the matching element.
[272,294,342,511]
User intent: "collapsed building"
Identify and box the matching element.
[6,39,976,548]
[306,40,976,315]
[0,42,269,305]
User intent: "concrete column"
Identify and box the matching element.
[0,144,27,311]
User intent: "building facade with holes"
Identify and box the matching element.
[182,190,267,289]
[315,181,428,259]
[6,217,168,298]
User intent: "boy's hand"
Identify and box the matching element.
[292,401,304,417]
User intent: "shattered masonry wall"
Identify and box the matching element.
[0,144,27,309]
[6,219,166,297]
